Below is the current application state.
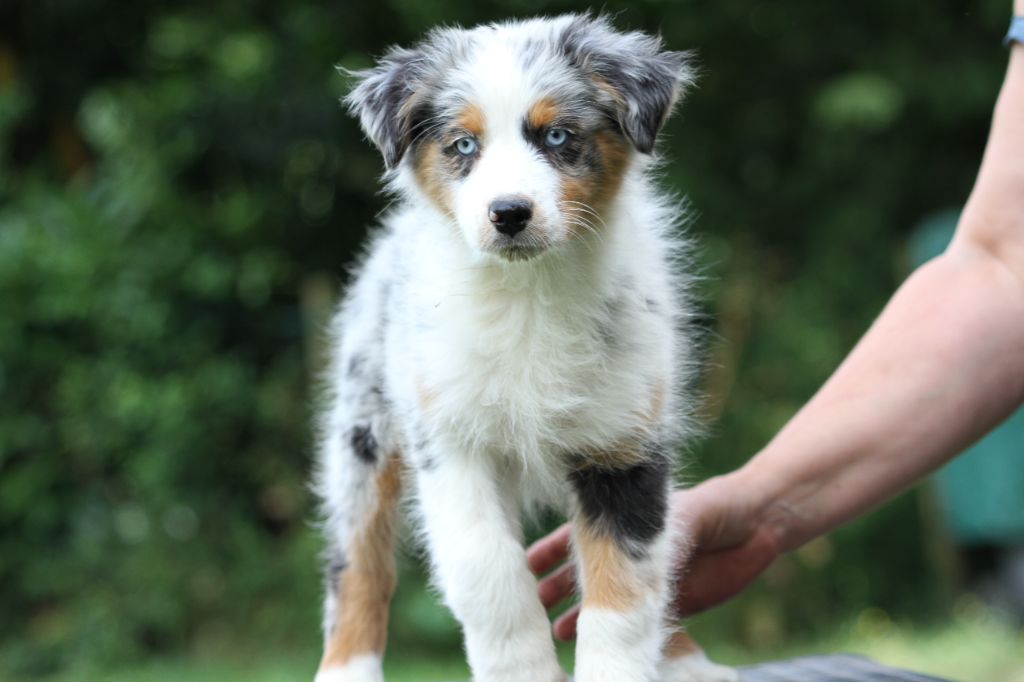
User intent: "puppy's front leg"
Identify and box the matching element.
[570,447,674,682]
[416,451,564,682]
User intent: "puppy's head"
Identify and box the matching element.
[345,15,695,261]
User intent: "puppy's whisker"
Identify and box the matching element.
[560,200,607,222]
[561,201,609,231]
[561,206,607,246]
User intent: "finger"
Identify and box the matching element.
[552,605,579,641]
[527,522,572,575]
[675,527,779,617]
[537,561,577,609]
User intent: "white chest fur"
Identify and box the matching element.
[393,204,678,471]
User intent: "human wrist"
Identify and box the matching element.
[1012,4,1024,49]
[702,462,786,559]
[733,448,818,553]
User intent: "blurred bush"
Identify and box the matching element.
[0,0,1012,677]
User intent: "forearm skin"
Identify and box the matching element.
[742,251,1024,552]
[733,29,1024,552]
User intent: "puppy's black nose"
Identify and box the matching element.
[488,198,533,236]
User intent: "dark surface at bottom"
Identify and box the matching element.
[738,654,954,681]
[462,653,956,681]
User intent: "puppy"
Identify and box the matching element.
[315,14,738,682]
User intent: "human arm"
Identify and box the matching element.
[744,28,1024,558]
[529,19,1024,640]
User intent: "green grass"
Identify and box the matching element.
[42,644,575,682]
[706,600,1024,682]
[38,605,1024,682]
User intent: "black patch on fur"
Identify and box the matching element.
[594,295,625,351]
[595,319,617,349]
[411,101,475,178]
[347,354,365,377]
[568,446,670,555]
[326,552,348,590]
[560,15,694,154]
[345,47,428,169]
[322,550,348,632]
[521,116,586,170]
[350,425,378,464]
[519,36,549,70]
[441,141,478,178]
[410,423,436,470]
[408,102,439,148]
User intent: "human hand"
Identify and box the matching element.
[527,473,784,640]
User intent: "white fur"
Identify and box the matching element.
[391,172,685,501]
[660,652,741,682]
[315,655,384,682]
[416,455,564,682]
[316,14,735,682]
[573,523,675,682]
[450,40,565,255]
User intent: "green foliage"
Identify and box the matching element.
[0,0,1012,677]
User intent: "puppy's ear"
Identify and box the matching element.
[343,46,427,169]
[561,15,696,154]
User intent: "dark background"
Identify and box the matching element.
[1,0,1018,679]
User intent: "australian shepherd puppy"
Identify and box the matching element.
[315,14,737,682]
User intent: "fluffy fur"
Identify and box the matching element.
[314,14,737,682]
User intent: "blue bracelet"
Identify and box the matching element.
[1006,16,1024,46]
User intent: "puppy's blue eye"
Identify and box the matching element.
[545,128,568,147]
[454,137,478,156]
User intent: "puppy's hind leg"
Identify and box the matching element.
[315,419,403,682]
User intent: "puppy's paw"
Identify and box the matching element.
[487,663,566,682]
[526,668,567,682]
[660,651,741,682]
[315,655,384,682]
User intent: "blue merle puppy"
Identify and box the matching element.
[314,14,738,682]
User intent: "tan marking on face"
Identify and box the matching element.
[319,455,403,671]
[561,130,630,237]
[455,102,485,138]
[586,130,631,206]
[663,630,703,659]
[575,524,644,611]
[412,141,454,217]
[527,97,561,130]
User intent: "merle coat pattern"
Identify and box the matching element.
[314,14,738,682]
